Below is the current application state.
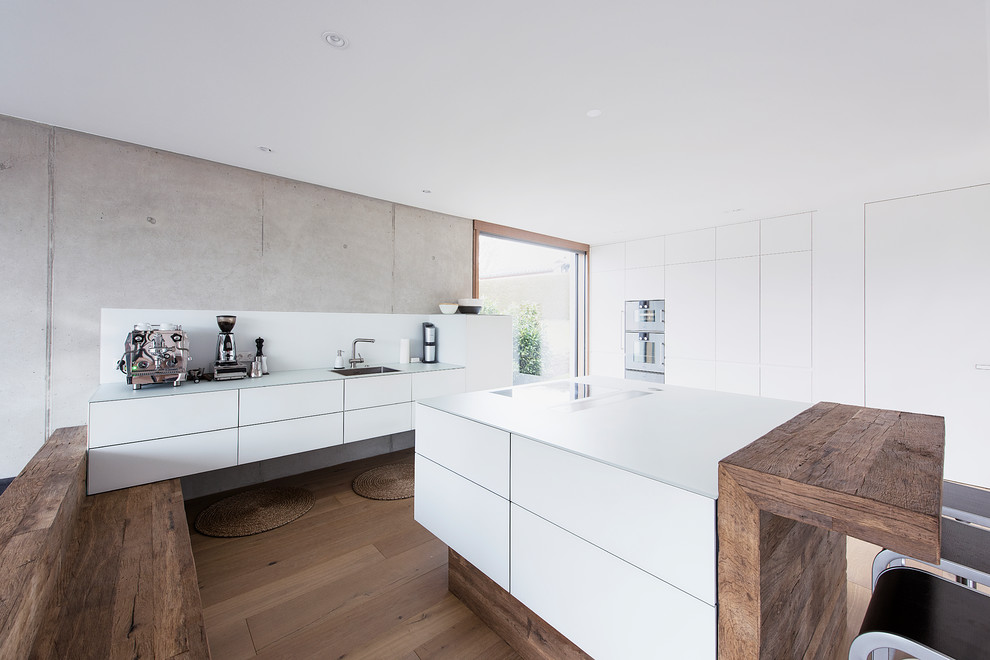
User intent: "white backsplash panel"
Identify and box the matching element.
[99,308,433,384]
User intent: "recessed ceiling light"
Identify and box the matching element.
[322,32,348,48]
[586,109,603,118]
[257,146,273,152]
[422,189,432,194]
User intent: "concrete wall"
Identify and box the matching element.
[0,113,473,477]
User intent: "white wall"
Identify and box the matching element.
[591,183,990,486]
[865,184,990,486]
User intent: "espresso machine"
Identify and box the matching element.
[117,323,190,389]
[423,322,437,363]
[214,315,248,380]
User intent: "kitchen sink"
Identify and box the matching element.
[332,366,401,376]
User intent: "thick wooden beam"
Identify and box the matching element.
[31,477,210,659]
[448,548,591,660]
[718,402,944,660]
[0,426,88,660]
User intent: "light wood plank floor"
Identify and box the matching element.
[187,448,889,659]
[185,448,521,660]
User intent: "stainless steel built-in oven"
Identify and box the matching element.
[625,299,664,333]
[625,332,664,382]
[624,300,665,383]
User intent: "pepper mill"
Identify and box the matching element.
[255,337,268,374]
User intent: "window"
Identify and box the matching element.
[473,221,588,385]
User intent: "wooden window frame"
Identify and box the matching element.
[472,220,591,375]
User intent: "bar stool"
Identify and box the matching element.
[849,566,990,660]
[872,516,990,589]
[872,481,990,590]
[943,480,990,528]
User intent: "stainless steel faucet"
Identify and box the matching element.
[350,338,375,367]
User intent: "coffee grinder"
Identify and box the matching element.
[423,322,437,363]
[213,315,248,380]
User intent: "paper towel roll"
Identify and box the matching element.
[399,338,410,364]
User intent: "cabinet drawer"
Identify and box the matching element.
[344,402,412,443]
[511,505,715,660]
[415,404,509,499]
[87,428,237,494]
[415,454,509,590]
[411,369,466,401]
[89,390,238,448]
[511,435,716,604]
[239,380,343,425]
[239,413,343,464]
[344,374,411,410]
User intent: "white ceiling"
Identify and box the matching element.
[2,1,989,245]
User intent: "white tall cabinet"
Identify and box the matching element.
[866,184,990,485]
[589,243,626,378]
[590,238,666,379]
[591,213,813,402]
[665,229,716,388]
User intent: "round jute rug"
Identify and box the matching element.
[194,486,315,538]
[352,462,415,500]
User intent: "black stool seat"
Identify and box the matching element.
[851,566,990,660]
[943,481,990,527]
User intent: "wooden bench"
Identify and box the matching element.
[0,426,210,658]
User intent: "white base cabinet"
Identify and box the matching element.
[511,505,715,660]
[239,380,343,425]
[239,413,343,464]
[88,428,238,493]
[88,366,464,493]
[344,403,412,443]
[511,435,715,604]
[414,402,717,659]
[89,390,238,448]
[415,405,509,498]
[414,454,509,590]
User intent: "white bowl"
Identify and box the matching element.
[438,303,458,314]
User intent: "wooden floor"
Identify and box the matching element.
[185,448,521,660]
[186,448,899,659]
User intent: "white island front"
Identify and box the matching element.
[413,376,809,659]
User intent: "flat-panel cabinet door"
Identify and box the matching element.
[624,266,664,301]
[761,251,812,368]
[414,454,509,590]
[589,269,624,354]
[344,402,412,443]
[345,374,412,410]
[715,256,760,365]
[87,428,238,494]
[510,505,715,660]
[89,390,238,448]
[411,369,466,401]
[665,260,715,362]
[239,380,343,425]
[415,404,509,498]
[510,435,716,605]
[238,413,343,464]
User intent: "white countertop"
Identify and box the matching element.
[90,362,464,403]
[418,376,810,499]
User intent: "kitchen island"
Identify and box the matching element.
[414,377,944,660]
[413,376,810,659]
